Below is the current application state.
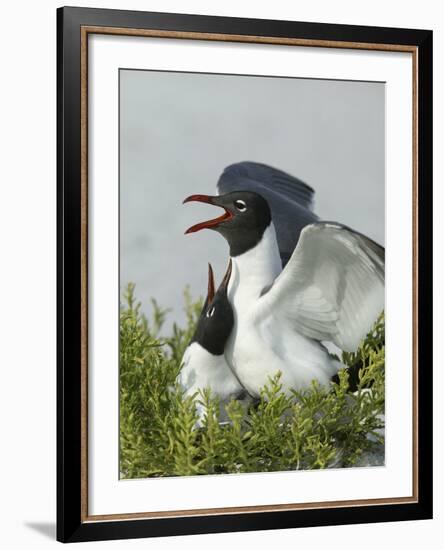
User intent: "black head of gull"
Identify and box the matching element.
[191,260,234,356]
[183,191,271,257]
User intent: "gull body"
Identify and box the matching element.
[225,224,346,397]
[184,162,385,397]
[178,262,246,421]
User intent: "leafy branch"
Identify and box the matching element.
[120,285,385,478]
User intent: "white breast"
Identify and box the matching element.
[179,342,246,425]
[225,223,342,397]
[179,342,242,399]
[227,318,341,397]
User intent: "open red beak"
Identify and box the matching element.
[183,194,233,234]
[207,263,215,303]
[218,259,232,294]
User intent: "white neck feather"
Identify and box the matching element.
[229,223,282,302]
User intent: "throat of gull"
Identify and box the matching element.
[229,223,282,301]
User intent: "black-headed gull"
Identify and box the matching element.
[183,163,384,397]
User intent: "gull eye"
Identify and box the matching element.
[206,306,216,318]
[234,199,247,212]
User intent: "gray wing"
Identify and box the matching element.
[217,162,319,266]
[259,222,385,352]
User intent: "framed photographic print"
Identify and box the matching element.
[57,6,433,543]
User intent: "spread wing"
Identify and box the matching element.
[258,222,385,351]
[218,162,318,266]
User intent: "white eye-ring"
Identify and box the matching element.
[206,306,216,318]
[234,199,247,212]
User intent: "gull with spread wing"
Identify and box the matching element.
[184,162,384,397]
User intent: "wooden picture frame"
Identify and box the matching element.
[57,6,433,543]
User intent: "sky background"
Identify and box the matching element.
[120,69,385,330]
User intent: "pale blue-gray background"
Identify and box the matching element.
[120,69,385,329]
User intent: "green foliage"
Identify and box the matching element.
[120,284,385,478]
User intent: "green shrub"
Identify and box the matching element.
[120,284,385,478]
